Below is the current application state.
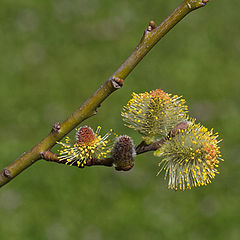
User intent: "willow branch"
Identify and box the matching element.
[0,0,209,188]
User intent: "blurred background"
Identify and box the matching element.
[0,0,239,239]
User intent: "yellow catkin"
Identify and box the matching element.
[57,126,116,168]
[121,89,188,139]
[155,119,223,191]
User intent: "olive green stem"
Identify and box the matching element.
[0,0,209,188]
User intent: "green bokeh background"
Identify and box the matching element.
[0,0,239,239]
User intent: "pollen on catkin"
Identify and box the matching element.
[57,126,117,168]
[121,89,188,143]
[154,119,223,190]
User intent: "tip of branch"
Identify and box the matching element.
[186,0,209,10]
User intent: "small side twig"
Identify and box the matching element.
[136,121,189,154]
[41,150,114,168]
[136,138,167,155]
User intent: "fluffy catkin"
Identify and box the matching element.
[111,135,136,171]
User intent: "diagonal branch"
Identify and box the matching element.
[0,0,209,188]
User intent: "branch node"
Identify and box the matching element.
[111,77,124,89]
[142,20,157,43]
[147,20,157,32]
[3,169,12,179]
[51,122,61,133]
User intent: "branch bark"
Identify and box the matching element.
[0,0,209,188]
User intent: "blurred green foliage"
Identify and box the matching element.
[0,0,240,239]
